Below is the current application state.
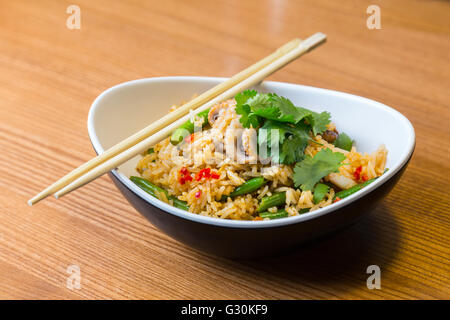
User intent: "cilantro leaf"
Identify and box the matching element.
[313,183,330,204]
[251,93,301,123]
[258,120,310,165]
[258,120,288,145]
[235,90,262,128]
[307,111,331,135]
[235,103,261,128]
[234,90,331,144]
[293,149,346,190]
[295,107,313,123]
[281,135,308,164]
[235,89,257,106]
[257,120,288,164]
[235,91,309,127]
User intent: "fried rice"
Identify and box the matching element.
[135,97,387,221]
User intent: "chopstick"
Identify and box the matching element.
[28,38,301,206]
[29,32,326,204]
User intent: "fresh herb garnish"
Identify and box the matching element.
[258,120,310,164]
[235,90,262,128]
[293,148,346,191]
[235,91,330,134]
[334,132,353,151]
[235,90,332,165]
[250,93,304,123]
[313,183,330,204]
[307,111,331,136]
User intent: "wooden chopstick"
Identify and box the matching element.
[28,38,302,206]
[52,32,326,199]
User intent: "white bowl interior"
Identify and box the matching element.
[88,77,415,227]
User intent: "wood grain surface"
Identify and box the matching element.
[0,0,449,299]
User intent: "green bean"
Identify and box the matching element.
[220,177,267,201]
[313,183,330,204]
[333,177,377,200]
[257,192,286,213]
[332,169,388,201]
[170,109,210,145]
[130,176,189,211]
[259,209,288,220]
[259,207,310,219]
[229,177,267,198]
[168,197,190,211]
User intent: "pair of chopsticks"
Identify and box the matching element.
[28,32,327,206]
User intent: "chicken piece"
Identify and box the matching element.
[328,172,357,189]
[237,128,258,163]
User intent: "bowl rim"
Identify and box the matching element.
[87,76,415,229]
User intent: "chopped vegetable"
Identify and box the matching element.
[257,192,286,212]
[259,209,289,219]
[334,132,353,151]
[227,177,267,198]
[194,168,220,181]
[333,176,378,200]
[293,148,346,191]
[130,176,189,211]
[353,165,362,181]
[184,133,195,143]
[313,183,330,204]
[170,108,210,145]
[179,167,193,184]
[146,148,154,154]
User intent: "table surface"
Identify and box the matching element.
[0,0,449,299]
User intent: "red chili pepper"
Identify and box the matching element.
[179,167,193,184]
[333,197,341,203]
[185,133,194,143]
[362,174,368,182]
[195,172,203,181]
[195,168,219,181]
[211,172,220,179]
[195,190,202,198]
[354,166,362,181]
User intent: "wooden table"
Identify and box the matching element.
[0,0,449,300]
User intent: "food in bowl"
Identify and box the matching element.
[131,90,387,220]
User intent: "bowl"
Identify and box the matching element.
[88,76,415,259]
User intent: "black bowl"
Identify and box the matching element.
[88,77,415,258]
